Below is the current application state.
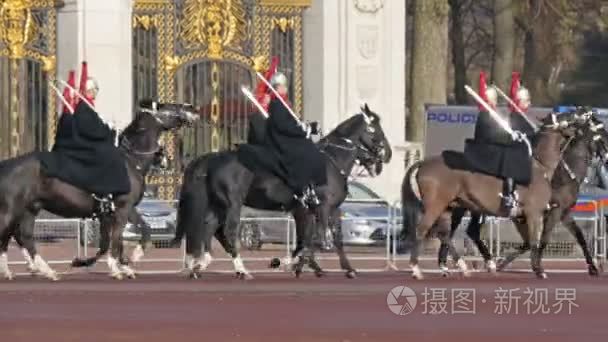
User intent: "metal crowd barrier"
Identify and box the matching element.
[5,198,607,276]
[388,199,608,273]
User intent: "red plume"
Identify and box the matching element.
[509,72,520,112]
[254,56,280,111]
[77,61,95,106]
[61,70,76,114]
[477,71,488,111]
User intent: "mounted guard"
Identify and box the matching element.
[507,71,536,137]
[40,70,131,215]
[262,71,325,208]
[247,56,279,145]
[463,71,532,210]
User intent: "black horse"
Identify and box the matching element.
[172,105,391,279]
[0,101,197,280]
[0,145,168,278]
[433,112,608,276]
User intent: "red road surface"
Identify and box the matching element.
[0,272,607,342]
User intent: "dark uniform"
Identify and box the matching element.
[264,98,327,204]
[247,111,267,146]
[464,109,532,207]
[40,101,131,201]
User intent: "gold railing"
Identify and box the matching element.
[0,0,56,158]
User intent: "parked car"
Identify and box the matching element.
[238,181,402,251]
[80,196,177,248]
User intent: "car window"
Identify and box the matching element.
[347,182,380,200]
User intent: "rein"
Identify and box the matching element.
[319,138,357,177]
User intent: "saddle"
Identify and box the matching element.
[236,144,289,183]
[38,151,125,218]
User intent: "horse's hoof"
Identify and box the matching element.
[237,272,254,280]
[345,270,357,279]
[486,260,497,273]
[188,271,199,280]
[121,266,137,279]
[588,265,600,276]
[111,272,124,280]
[412,273,423,280]
[269,258,281,269]
[439,265,450,277]
[535,272,548,279]
[314,270,326,278]
[3,273,14,281]
[456,259,471,277]
[294,270,302,278]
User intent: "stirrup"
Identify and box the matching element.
[92,194,116,216]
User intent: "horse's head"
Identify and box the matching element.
[355,104,392,175]
[538,111,581,139]
[119,100,199,170]
[137,99,199,131]
[584,113,608,162]
[151,146,169,171]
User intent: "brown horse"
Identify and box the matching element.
[435,113,608,276]
[400,112,586,279]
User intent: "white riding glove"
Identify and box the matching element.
[511,130,527,142]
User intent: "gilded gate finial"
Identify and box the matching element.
[0,0,37,59]
[179,0,247,59]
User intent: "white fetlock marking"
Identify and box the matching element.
[120,264,137,278]
[130,244,145,264]
[107,256,122,279]
[486,260,497,273]
[21,248,37,273]
[34,255,58,281]
[200,252,213,270]
[439,264,449,275]
[184,254,193,269]
[457,259,471,277]
[233,255,249,276]
[0,253,13,280]
[411,264,423,279]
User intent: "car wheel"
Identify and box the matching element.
[240,222,263,251]
[79,224,100,248]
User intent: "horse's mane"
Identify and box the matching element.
[118,99,158,141]
[319,113,369,143]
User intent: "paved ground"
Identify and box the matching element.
[1,271,607,342]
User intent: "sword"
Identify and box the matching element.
[241,86,269,118]
[56,79,115,129]
[49,82,74,114]
[255,71,304,126]
[464,85,532,156]
[493,85,539,131]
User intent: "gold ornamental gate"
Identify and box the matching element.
[133,0,310,200]
[0,0,56,159]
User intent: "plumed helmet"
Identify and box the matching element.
[486,85,498,105]
[516,86,531,102]
[270,72,288,88]
[85,77,99,95]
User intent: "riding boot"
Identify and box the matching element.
[92,194,116,217]
[305,185,321,208]
[501,178,516,208]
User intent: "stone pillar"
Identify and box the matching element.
[303,0,406,202]
[57,0,133,128]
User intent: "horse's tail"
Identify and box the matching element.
[397,162,424,254]
[170,157,210,248]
